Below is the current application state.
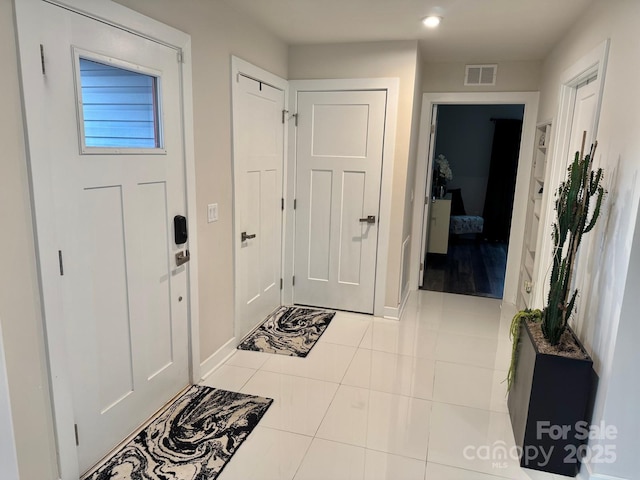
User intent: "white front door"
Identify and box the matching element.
[233,74,285,340]
[41,4,189,472]
[294,90,386,313]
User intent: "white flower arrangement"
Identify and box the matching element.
[435,154,453,181]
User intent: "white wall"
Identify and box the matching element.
[114,0,288,363]
[536,1,640,477]
[0,1,60,478]
[590,199,640,477]
[289,41,420,309]
[434,104,524,216]
[400,50,425,306]
[0,320,19,480]
[422,60,541,93]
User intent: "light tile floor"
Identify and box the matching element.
[201,290,571,480]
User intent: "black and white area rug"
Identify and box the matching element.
[83,385,272,480]
[237,305,336,357]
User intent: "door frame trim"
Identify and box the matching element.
[285,78,400,317]
[409,92,540,305]
[14,1,199,478]
[230,56,289,341]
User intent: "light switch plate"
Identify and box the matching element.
[207,203,218,223]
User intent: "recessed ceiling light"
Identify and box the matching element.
[422,16,442,28]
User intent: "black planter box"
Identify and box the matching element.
[507,322,593,477]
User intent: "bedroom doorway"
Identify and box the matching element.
[420,104,525,299]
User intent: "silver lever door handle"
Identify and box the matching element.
[241,232,257,242]
[359,215,376,224]
[175,250,190,267]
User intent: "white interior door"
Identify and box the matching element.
[418,104,438,287]
[42,4,189,472]
[234,75,285,340]
[294,90,386,313]
[566,77,599,332]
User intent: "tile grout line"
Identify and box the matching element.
[290,432,315,480]
[427,460,522,480]
[238,356,511,415]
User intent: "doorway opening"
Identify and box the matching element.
[420,104,525,299]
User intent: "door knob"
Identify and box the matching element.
[241,231,257,242]
[359,215,376,224]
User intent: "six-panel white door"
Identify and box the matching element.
[42,4,189,473]
[294,90,386,313]
[234,75,285,340]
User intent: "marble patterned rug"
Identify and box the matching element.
[83,385,272,480]
[237,305,336,357]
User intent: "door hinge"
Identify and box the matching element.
[74,423,79,446]
[281,198,284,211]
[292,275,295,286]
[282,109,289,124]
[293,199,297,210]
[430,124,435,134]
[58,250,64,276]
[420,262,424,271]
[40,44,46,75]
[177,51,184,63]
[280,278,283,290]
[292,113,299,127]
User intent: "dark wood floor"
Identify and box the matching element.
[421,238,508,299]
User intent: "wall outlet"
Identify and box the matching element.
[207,203,218,223]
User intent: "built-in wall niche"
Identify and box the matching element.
[518,121,551,309]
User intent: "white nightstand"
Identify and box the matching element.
[427,197,451,254]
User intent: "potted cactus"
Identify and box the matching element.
[507,132,605,476]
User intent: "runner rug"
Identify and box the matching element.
[237,305,336,357]
[83,385,272,480]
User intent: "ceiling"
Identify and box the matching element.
[222,0,594,63]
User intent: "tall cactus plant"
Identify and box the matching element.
[507,132,605,391]
[543,133,605,345]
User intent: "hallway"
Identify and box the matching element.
[202,291,569,480]
[422,240,508,299]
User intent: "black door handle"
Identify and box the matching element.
[359,215,376,224]
[241,232,257,242]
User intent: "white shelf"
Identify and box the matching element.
[534,198,542,219]
[519,120,551,309]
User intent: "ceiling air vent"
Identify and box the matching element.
[465,64,497,86]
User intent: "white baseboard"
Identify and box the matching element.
[199,337,236,381]
[382,305,400,320]
[398,287,410,319]
[382,288,411,321]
